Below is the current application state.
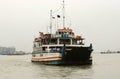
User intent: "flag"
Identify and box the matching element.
[57,15,60,18]
[52,16,55,19]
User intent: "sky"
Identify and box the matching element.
[0,0,120,52]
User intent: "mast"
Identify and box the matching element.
[63,0,65,28]
[50,10,52,34]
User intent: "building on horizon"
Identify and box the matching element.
[0,46,16,55]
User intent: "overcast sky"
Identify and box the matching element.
[0,0,120,52]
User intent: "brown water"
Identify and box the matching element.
[0,54,120,79]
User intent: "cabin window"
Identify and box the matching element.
[49,47,60,53]
[33,44,36,47]
[76,40,84,45]
[59,32,62,34]
[72,39,77,44]
[34,42,41,47]
[60,39,70,44]
[51,39,57,44]
[42,47,47,53]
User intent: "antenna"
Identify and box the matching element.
[69,19,71,28]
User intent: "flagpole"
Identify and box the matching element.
[63,0,65,28]
[50,10,52,34]
[57,16,58,30]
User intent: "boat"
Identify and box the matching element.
[31,0,93,65]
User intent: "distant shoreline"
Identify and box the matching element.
[100,51,120,54]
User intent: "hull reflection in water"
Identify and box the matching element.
[0,54,120,79]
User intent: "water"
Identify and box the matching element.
[0,54,120,79]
